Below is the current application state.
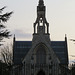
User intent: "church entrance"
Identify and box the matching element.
[37,70,45,75]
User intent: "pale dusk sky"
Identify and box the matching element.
[0,0,75,63]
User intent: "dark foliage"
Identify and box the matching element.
[0,6,13,42]
[69,63,75,75]
[0,44,13,75]
[71,63,75,75]
[0,60,11,75]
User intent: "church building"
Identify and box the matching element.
[13,0,69,75]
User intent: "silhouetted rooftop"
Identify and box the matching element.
[13,41,68,65]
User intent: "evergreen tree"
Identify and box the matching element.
[0,6,13,45]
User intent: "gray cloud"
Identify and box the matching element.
[12,29,32,40]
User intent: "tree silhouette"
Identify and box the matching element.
[0,6,13,45]
[1,44,13,65]
[70,63,75,75]
[1,44,13,75]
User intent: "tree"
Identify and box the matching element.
[70,40,75,75]
[0,60,2,75]
[1,44,13,65]
[1,44,13,75]
[0,6,13,44]
[0,60,9,75]
[71,63,75,75]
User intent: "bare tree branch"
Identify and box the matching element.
[0,6,6,13]
[1,44,13,65]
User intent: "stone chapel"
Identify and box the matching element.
[13,0,69,75]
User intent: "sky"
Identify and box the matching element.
[0,0,75,63]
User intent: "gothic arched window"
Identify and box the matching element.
[36,45,46,64]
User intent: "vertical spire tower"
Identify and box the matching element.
[34,0,49,34]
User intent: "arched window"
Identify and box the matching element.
[36,45,46,64]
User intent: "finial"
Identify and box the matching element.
[39,0,44,6]
[13,34,16,42]
[14,34,15,37]
[65,34,67,42]
[65,34,67,38]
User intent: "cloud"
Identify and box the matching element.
[12,29,32,40]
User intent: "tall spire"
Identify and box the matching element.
[33,0,49,34]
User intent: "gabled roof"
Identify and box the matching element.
[13,41,68,65]
[51,41,68,64]
[13,41,32,65]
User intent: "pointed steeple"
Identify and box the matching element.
[13,34,16,42]
[65,34,67,42]
[65,34,69,65]
[33,0,49,34]
[65,34,68,50]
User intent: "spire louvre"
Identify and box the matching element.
[33,0,49,34]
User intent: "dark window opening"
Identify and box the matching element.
[37,70,45,75]
[36,45,46,64]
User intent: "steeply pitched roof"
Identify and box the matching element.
[13,41,68,65]
[51,41,68,64]
[13,41,32,65]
